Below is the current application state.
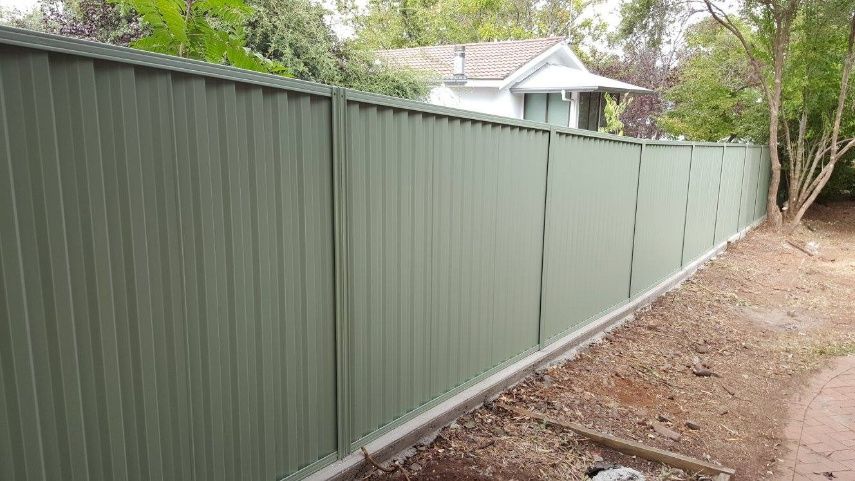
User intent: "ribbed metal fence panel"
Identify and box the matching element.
[682,146,724,265]
[344,101,547,445]
[714,146,747,243]
[739,146,762,230]
[754,147,771,220]
[540,133,641,342]
[630,144,693,296]
[0,44,337,481]
[0,26,773,481]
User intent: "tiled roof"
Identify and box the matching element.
[375,37,566,80]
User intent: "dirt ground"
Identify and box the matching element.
[360,202,855,481]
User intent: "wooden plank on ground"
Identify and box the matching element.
[496,402,736,478]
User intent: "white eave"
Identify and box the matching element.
[509,64,652,95]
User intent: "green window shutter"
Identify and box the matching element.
[546,93,570,127]
[523,93,547,122]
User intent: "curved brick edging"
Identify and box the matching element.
[778,356,855,481]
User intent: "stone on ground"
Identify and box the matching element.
[591,467,646,481]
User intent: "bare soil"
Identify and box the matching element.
[361,202,855,481]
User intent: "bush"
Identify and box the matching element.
[819,161,855,201]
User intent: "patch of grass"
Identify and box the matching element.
[813,340,855,357]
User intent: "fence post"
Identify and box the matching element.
[711,144,726,246]
[679,144,695,267]
[627,141,645,298]
[536,127,555,348]
[752,146,764,222]
[735,145,748,232]
[331,86,352,458]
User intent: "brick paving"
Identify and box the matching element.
[778,356,855,481]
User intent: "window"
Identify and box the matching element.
[577,92,621,131]
[523,93,571,127]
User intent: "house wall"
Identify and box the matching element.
[429,85,524,119]
[431,86,583,129]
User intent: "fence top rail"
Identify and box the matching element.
[0,25,334,97]
[0,25,762,150]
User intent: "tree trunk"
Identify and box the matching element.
[783,10,855,230]
[765,63,784,229]
[767,117,783,228]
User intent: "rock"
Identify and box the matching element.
[694,344,711,354]
[591,467,646,481]
[449,422,461,430]
[805,241,820,256]
[657,414,672,423]
[652,421,682,441]
[409,463,422,472]
[542,374,554,387]
[692,362,718,377]
[685,420,701,430]
[463,420,476,429]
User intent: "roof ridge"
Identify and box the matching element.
[375,36,570,80]
[376,36,565,53]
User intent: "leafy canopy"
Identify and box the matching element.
[343,0,607,62]
[657,19,767,142]
[245,0,430,98]
[115,0,282,72]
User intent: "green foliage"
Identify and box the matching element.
[2,0,146,46]
[616,0,687,51]
[245,0,430,99]
[819,161,855,201]
[245,0,339,81]
[115,0,281,73]
[657,19,768,142]
[599,93,632,136]
[344,0,607,62]
[336,48,432,99]
[0,5,45,31]
[783,0,855,142]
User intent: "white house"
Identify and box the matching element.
[376,37,650,131]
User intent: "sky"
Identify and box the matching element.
[2,0,626,35]
[326,0,625,39]
[0,0,37,11]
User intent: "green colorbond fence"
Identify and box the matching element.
[682,146,724,265]
[629,144,694,297]
[0,27,771,481]
[539,133,641,342]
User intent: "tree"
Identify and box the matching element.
[245,0,430,98]
[115,0,278,72]
[780,1,855,226]
[1,0,145,45]
[700,0,801,228]
[343,0,607,62]
[657,19,767,142]
[7,0,429,98]
[600,93,632,136]
[622,0,855,229]
[591,46,679,139]
[591,0,697,139]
